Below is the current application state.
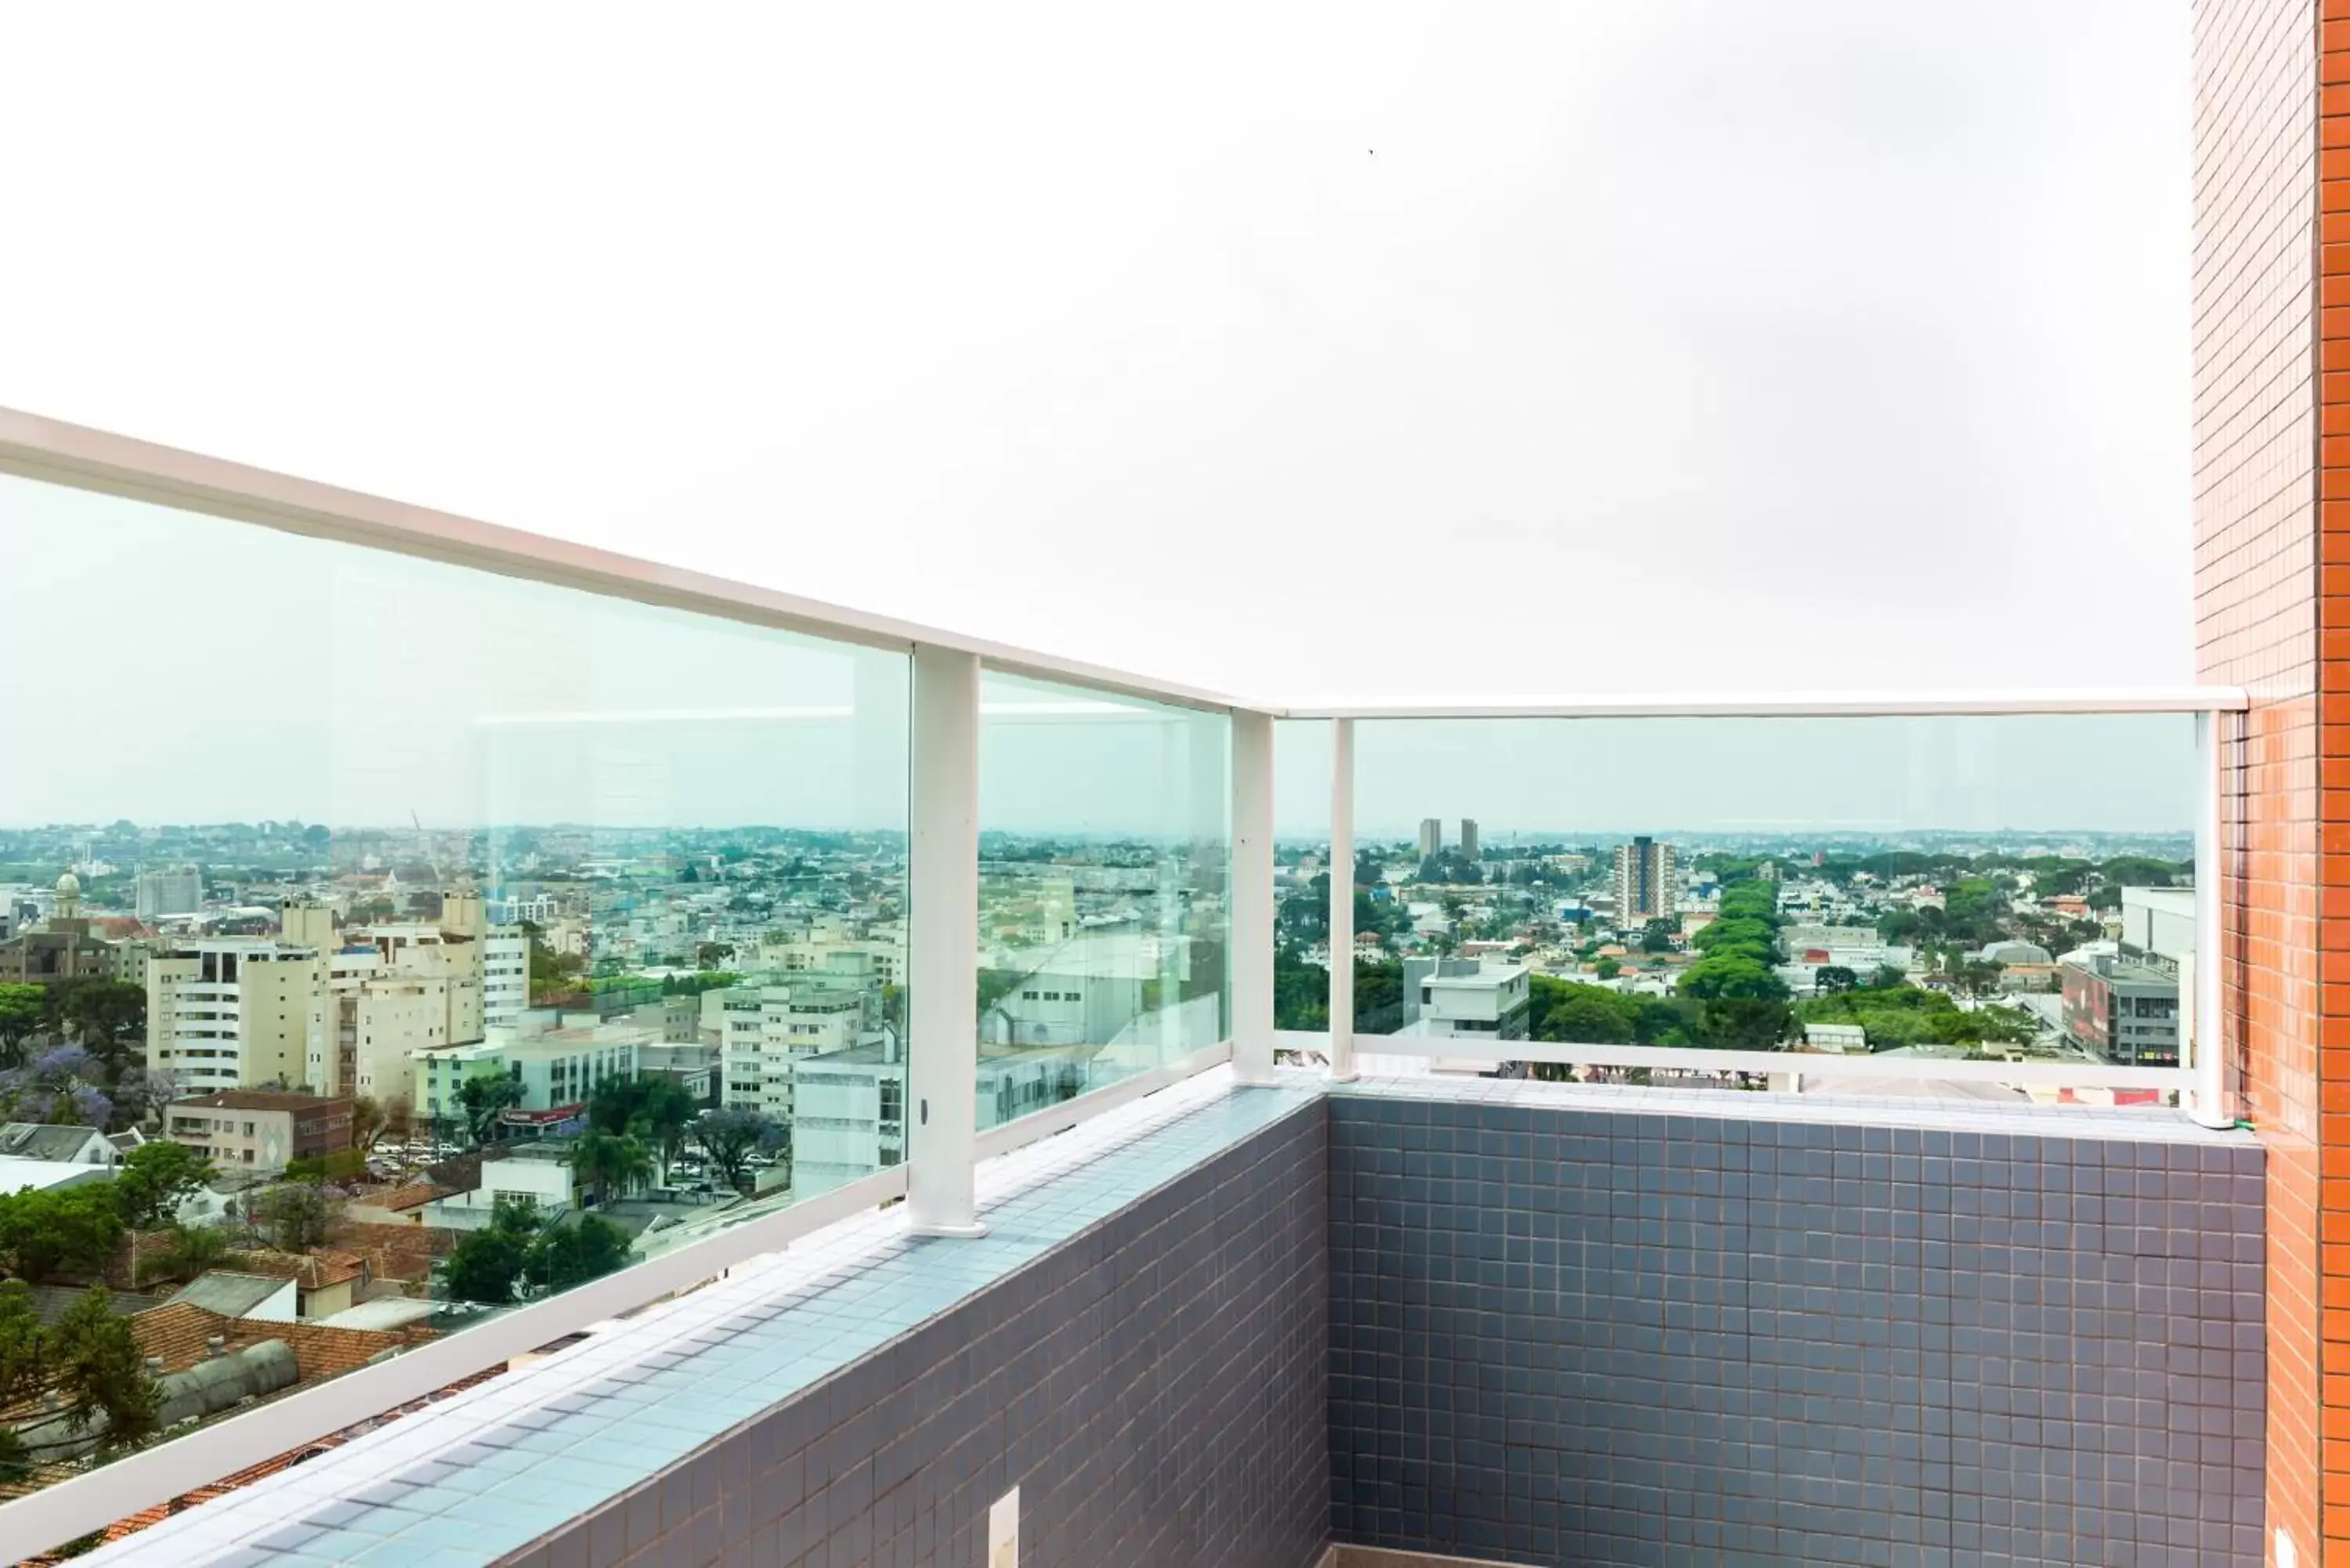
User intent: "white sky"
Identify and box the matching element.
[0,4,2196,833]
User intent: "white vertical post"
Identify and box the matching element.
[2189,708,2231,1129]
[906,645,986,1235]
[1328,717,1358,1082]
[1229,709,1278,1085]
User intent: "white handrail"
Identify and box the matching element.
[0,406,1269,717]
[1279,688,2247,718]
[2,406,2251,724]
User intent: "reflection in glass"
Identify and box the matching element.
[2,471,908,1505]
[976,672,1229,1127]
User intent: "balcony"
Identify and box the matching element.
[0,408,2268,1568]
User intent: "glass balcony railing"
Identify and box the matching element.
[1272,709,2219,1111]
[976,671,1230,1136]
[2,464,917,1521]
[0,407,2246,1557]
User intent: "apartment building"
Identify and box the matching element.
[1400,956,1532,1039]
[283,899,488,1099]
[1611,835,1677,923]
[145,939,330,1093]
[710,969,876,1122]
[481,927,530,1030]
[163,1090,354,1172]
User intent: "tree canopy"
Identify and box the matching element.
[114,1141,216,1230]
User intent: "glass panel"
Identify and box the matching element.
[0,471,907,1512]
[976,670,1228,1128]
[1325,714,2197,1099]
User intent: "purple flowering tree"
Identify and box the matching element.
[0,1045,115,1128]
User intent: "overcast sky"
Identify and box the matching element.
[0,3,2193,703]
[1,4,2196,832]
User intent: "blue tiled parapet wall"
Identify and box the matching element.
[1327,1081,2266,1568]
[72,1075,1331,1568]
[67,1072,2259,1568]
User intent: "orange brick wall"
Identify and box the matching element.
[2196,0,2320,1561]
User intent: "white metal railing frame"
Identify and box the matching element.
[0,406,2254,1552]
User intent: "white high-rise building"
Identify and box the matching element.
[710,957,881,1123]
[483,927,531,1030]
[135,865,203,920]
[1418,818,1443,858]
[1611,837,1678,923]
[146,939,330,1094]
[1459,819,1480,859]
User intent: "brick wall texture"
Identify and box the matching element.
[2193,0,2325,1561]
[1328,1097,2267,1568]
[490,1107,1330,1568]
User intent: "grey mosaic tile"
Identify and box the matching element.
[1326,1086,2265,1568]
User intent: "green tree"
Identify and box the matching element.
[144,1223,230,1286]
[1679,954,1789,1002]
[0,1280,40,1482]
[252,1180,334,1253]
[1694,997,1795,1050]
[1875,908,1923,945]
[587,1074,700,1177]
[351,1093,389,1152]
[1813,965,1860,995]
[1541,992,1636,1044]
[0,985,46,1067]
[689,1107,782,1192]
[2099,855,2184,887]
[0,1279,45,1406]
[524,1213,634,1292]
[114,1140,217,1230]
[1637,919,1676,955]
[1593,957,1622,981]
[0,1185,126,1282]
[50,1286,161,1450]
[1353,956,1405,1032]
[454,1073,526,1144]
[284,1149,370,1183]
[441,1197,539,1304]
[568,1130,655,1202]
[1271,944,1329,1031]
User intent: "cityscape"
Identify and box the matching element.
[1271,818,2193,1084]
[0,814,1223,1502]
[0,808,2189,1503]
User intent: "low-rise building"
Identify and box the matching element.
[171,1270,298,1322]
[0,873,114,987]
[163,1091,356,1172]
[0,1123,122,1168]
[2060,953,2181,1067]
[424,1143,579,1230]
[1400,957,1532,1040]
[789,1040,906,1196]
[1801,1022,1868,1054]
[414,1016,657,1129]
